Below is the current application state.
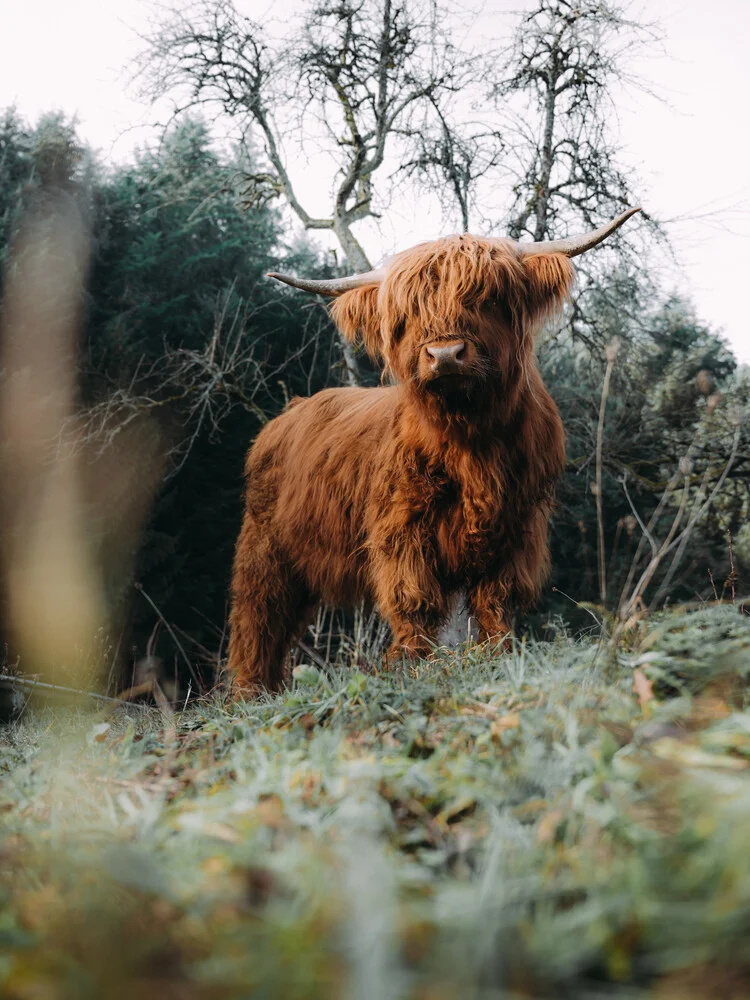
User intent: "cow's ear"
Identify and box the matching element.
[330,285,382,360]
[522,253,574,325]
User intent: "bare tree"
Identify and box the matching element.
[615,406,743,627]
[398,106,505,232]
[495,0,661,243]
[74,284,335,475]
[138,0,471,384]
[384,0,665,307]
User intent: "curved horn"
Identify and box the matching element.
[517,207,641,258]
[267,268,385,297]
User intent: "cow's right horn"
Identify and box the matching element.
[267,268,385,296]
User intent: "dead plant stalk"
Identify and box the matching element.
[595,341,618,604]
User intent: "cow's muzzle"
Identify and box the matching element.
[420,340,476,381]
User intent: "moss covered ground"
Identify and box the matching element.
[1,604,749,999]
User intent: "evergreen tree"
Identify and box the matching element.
[542,286,747,622]
[84,120,342,675]
[1,112,340,684]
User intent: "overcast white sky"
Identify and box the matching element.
[2,0,748,361]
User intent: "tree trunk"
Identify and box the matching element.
[533,75,557,241]
[332,216,373,386]
[333,216,372,272]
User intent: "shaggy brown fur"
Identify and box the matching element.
[227,236,571,693]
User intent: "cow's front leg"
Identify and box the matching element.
[371,543,448,664]
[469,577,513,652]
[470,508,553,652]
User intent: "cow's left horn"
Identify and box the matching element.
[267,268,385,296]
[517,207,641,258]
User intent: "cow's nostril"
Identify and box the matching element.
[426,341,466,366]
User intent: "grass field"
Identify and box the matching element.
[1,604,749,999]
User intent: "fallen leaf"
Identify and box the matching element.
[436,795,476,826]
[254,795,286,829]
[490,713,520,739]
[380,730,401,749]
[178,816,241,843]
[298,713,316,733]
[86,722,111,745]
[632,668,654,711]
[537,809,564,845]
[650,738,749,770]
[201,855,229,875]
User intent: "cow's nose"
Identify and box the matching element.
[425,342,466,369]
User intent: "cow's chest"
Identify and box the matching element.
[427,465,512,579]
[376,446,530,579]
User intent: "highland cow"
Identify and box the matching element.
[227,210,640,693]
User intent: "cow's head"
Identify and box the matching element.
[269,210,640,407]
